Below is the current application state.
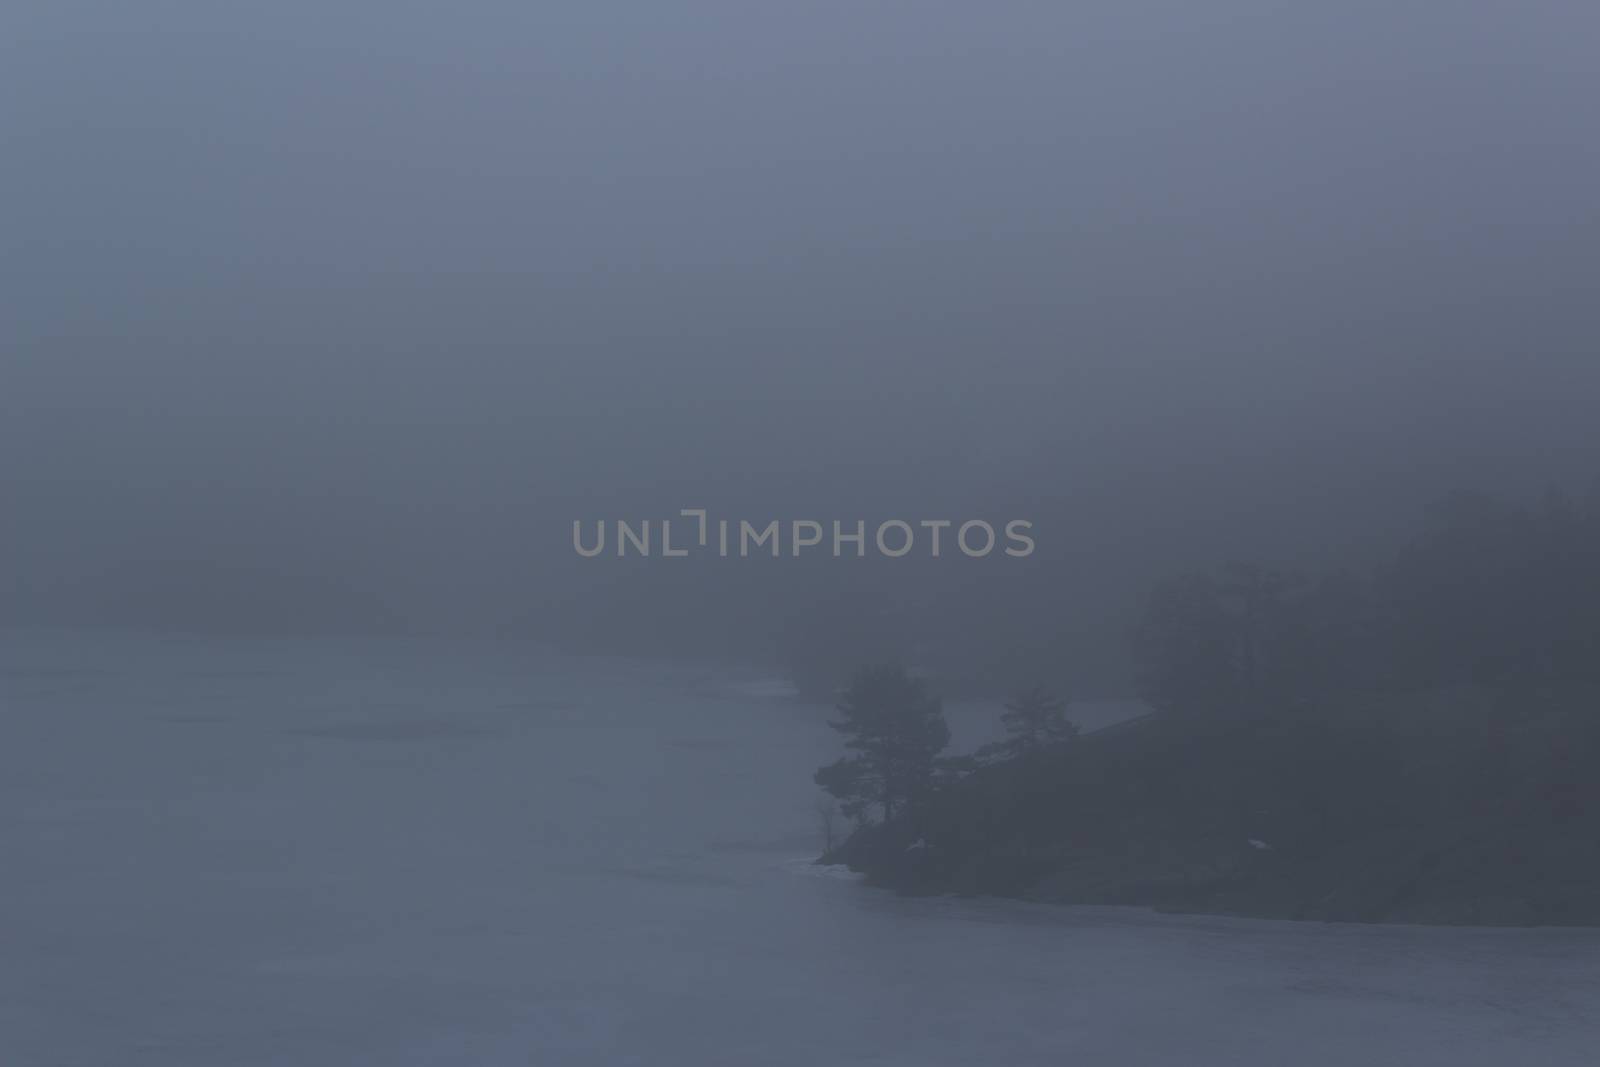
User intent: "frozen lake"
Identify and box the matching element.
[3,629,1597,1065]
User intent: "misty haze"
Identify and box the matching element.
[4,3,1600,1064]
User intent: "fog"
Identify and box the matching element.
[8,5,1600,1064]
[5,2,1599,676]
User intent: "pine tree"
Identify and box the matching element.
[996,684,1077,754]
[813,664,950,824]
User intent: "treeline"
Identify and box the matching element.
[815,484,1600,829]
[811,486,1600,922]
[814,667,1076,826]
[1133,487,1600,718]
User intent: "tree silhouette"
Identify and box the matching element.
[994,684,1077,754]
[813,664,950,823]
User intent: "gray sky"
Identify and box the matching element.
[4,2,1598,656]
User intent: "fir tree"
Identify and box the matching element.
[976,685,1077,762]
[813,664,950,823]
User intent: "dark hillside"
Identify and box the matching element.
[827,690,1600,925]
